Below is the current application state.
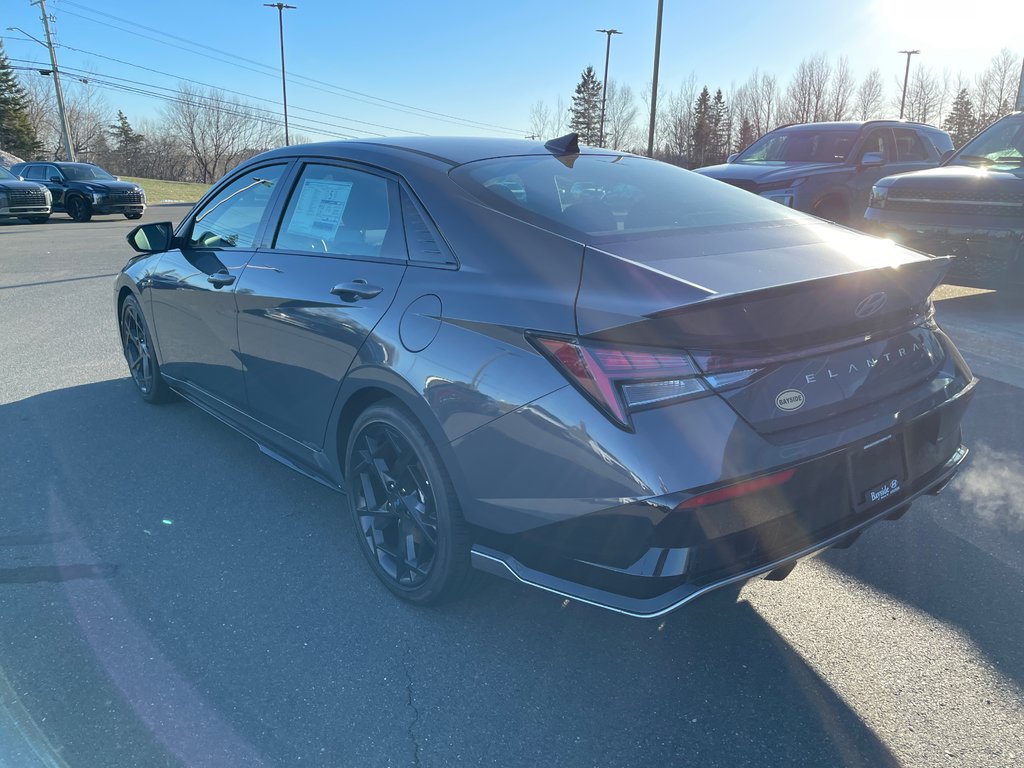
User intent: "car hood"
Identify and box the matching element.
[0,179,49,192]
[70,180,142,193]
[876,164,1024,192]
[696,162,841,187]
[576,219,947,349]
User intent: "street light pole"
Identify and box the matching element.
[264,3,296,146]
[647,0,664,158]
[898,49,920,120]
[29,0,74,161]
[596,28,621,148]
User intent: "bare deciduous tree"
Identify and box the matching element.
[603,80,639,151]
[828,56,855,120]
[528,100,551,139]
[855,68,886,120]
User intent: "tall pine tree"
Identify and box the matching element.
[0,42,40,159]
[735,116,756,155]
[691,86,713,168]
[108,110,146,174]
[942,88,977,149]
[710,89,729,165]
[569,66,602,146]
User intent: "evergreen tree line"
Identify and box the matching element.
[532,48,1022,169]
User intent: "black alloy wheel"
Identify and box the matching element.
[66,196,92,222]
[120,295,170,403]
[346,403,473,603]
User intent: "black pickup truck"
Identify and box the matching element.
[864,112,1024,286]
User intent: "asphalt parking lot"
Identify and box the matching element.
[1,209,1023,768]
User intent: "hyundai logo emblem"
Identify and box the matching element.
[854,291,888,318]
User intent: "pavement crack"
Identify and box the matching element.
[401,641,423,768]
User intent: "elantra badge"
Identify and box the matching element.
[775,389,806,411]
[855,291,888,318]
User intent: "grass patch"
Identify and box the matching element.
[121,176,210,204]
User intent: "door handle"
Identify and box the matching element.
[207,272,236,287]
[331,279,384,302]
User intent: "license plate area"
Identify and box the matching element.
[849,434,907,511]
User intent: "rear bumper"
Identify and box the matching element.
[473,440,969,618]
[469,375,976,618]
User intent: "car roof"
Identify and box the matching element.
[257,136,621,168]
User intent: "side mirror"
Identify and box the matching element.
[127,221,174,253]
[727,153,738,163]
[939,149,955,164]
[49,175,63,183]
[859,151,886,168]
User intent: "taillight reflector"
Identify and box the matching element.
[676,468,796,510]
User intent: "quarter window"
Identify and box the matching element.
[187,164,286,249]
[894,128,929,161]
[274,164,405,260]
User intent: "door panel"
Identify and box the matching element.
[235,255,406,448]
[234,162,409,449]
[148,163,289,408]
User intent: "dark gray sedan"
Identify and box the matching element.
[115,134,975,617]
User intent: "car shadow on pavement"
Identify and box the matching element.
[0,378,899,768]
[824,375,1024,691]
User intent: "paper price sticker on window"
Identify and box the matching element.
[288,179,353,238]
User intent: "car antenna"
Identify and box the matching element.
[544,133,580,155]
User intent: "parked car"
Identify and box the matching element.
[115,133,974,618]
[9,160,145,222]
[864,111,1024,286]
[696,120,953,225]
[0,164,51,223]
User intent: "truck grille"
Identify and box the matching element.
[111,190,144,204]
[9,189,47,206]
[887,188,1024,217]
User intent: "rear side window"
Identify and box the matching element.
[274,164,406,261]
[452,154,801,239]
[188,164,286,249]
[23,165,46,180]
[894,128,929,161]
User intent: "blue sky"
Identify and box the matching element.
[3,0,1020,141]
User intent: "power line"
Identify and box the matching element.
[52,0,530,135]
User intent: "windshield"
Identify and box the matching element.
[452,154,802,239]
[951,119,1024,167]
[60,164,117,181]
[0,166,17,180]
[735,128,859,163]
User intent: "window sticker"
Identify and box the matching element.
[288,179,353,238]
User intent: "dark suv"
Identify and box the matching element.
[0,164,51,223]
[9,161,146,222]
[864,112,1024,286]
[696,120,953,225]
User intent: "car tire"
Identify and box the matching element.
[66,196,93,222]
[120,294,172,403]
[125,213,143,220]
[345,401,474,605]
[813,197,850,225]
[27,215,50,224]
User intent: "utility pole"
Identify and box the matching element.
[596,28,621,148]
[898,49,920,120]
[647,0,664,158]
[32,0,74,161]
[264,3,296,146]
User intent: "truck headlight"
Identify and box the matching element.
[759,190,795,207]
[0,192,8,208]
[869,186,888,209]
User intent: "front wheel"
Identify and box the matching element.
[345,402,474,604]
[120,295,171,403]
[66,196,93,222]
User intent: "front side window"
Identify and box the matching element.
[187,164,286,249]
[273,164,404,260]
[858,128,895,162]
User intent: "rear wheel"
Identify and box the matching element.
[120,295,171,403]
[66,196,93,222]
[345,402,473,604]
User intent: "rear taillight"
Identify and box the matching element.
[531,336,707,426]
[675,467,796,510]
